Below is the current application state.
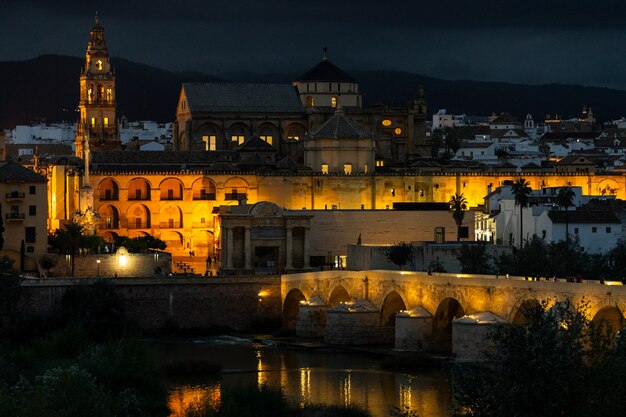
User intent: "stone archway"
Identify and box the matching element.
[511,299,542,324]
[328,285,351,307]
[432,297,465,352]
[283,288,306,330]
[592,305,625,339]
[380,291,407,326]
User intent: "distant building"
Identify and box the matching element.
[0,161,48,270]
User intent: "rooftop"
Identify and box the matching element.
[182,82,304,114]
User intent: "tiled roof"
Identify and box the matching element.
[183,82,304,113]
[296,59,356,83]
[459,141,493,149]
[548,210,620,224]
[237,137,276,152]
[6,144,73,159]
[0,161,46,183]
[541,131,601,141]
[490,113,520,125]
[310,111,367,138]
[556,155,595,165]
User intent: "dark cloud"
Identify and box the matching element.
[2,0,626,89]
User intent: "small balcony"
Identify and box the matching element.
[193,193,216,201]
[100,222,119,230]
[225,193,247,201]
[6,192,25,201]
[6,213,25,221]
[159,221,182,229]
[127,222,150,229]
[128,195,150,201]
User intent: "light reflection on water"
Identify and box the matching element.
[156,339,452,417]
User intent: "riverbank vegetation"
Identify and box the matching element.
[450,299,626,417]
[458,237,626,280]
[0,260,170,416]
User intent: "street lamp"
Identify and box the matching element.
[97,259,101,277]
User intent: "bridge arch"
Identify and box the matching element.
[328,284,351,307]
[283,288,306,330]
[380,291,407,326]
[592,305,625,339]
[510,298,542,324]
[432,297,465,351]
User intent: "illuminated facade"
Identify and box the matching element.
[75,14,120,159]
[174,49,429,165]
[0,161,48,270]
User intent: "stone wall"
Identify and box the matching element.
[347,243,512,272]
[310,209,476,258]
[19,276,282,332]
[324,311,394,345]
[47,252,172,278]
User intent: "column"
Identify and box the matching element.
[244,226,252,269]
[285,226,293,270]
[226,227,233,268]
[303,227,310,268]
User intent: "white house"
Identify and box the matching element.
[477,185,620,253]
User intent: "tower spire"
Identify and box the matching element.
[95,11,99,25]
[322,46,328,61]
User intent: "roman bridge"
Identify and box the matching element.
[282,270,626,347]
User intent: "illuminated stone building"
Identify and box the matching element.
[75,14,120,159]
[40,18,626,274]
[174,49,429,166]
[0,161,48,270]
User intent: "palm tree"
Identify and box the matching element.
[449,193,468,241]
[511,178,532,248]
[55,221,85,277]
[556,186,575,242]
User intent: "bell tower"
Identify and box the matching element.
[75,13,120,158]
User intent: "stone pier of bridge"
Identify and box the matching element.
[282,270,626,350]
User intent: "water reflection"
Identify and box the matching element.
[156,339,452,417]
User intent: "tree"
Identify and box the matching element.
[0,202,5,250]
[39,255,58,276]
[50,221,85,277]
[511,178,532,248]
[449,193,468,241]
[556,186,575,241]
[385,242,415,270]
[0,256,19,332]
[457,243,493,274]
[451,299,626,417]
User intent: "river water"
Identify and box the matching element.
[153,337,453,417]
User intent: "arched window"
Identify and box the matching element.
[97,84,104,101]
[87,88,93,103]
[224,177,248,201]
[106,89,112,103]
[306,96,314,108]
[229,123,248,144]
[285,124,305,141]
[258,124,275,145]
[331,96,337,108]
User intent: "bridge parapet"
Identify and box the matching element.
[282,270,626,325]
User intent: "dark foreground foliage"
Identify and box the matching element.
[0,278,169,417]
[450,299,626,417]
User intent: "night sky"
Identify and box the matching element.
[3,0,626,89]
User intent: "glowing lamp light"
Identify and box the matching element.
[119,254,127,268]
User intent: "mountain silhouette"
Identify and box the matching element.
[2,55,626,130]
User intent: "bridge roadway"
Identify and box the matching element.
[281,270,626,331]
